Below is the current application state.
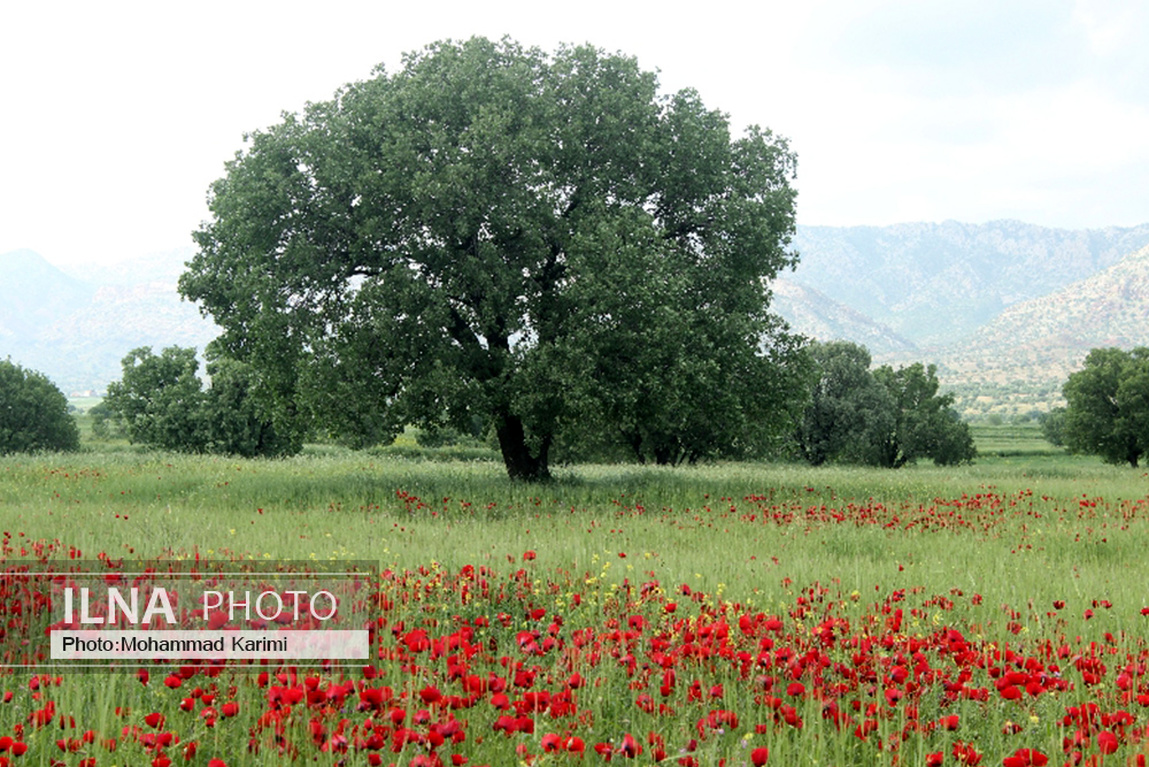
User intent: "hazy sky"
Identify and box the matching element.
[3,0,1147,268]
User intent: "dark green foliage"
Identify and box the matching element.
[201,357,300,458]
[102,346,298,457]
[104,347,209,452]
[794,341,888,466]
[868,362,976,468]
[415,416,486,449]
[180,37,801,480]
[0,359,80,454]
[1062,347,1149,467]
[929,408,981,466]
[1039,407,1066,447]
[795,343,976,468]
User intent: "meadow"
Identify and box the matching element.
[0,425,1147,766]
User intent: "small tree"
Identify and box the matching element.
[88,401,125,440]
[103,346,299,457]
[1062,347,1149,467]
[104,347,209,452]
[0,359,80,454]
[867,362,976,468]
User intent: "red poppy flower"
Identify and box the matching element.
[952,740,982,766]
[618,733,641,758]
[1003,748,1049,767]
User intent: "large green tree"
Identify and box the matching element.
[0,359,80,454]
[1062,347,1149,467]
[180,37,801,480]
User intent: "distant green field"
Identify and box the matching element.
[67,396,104,414]
[969,421,1063,459]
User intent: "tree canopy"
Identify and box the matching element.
[794,341,888,466]
[794,342,975,468]
[180,37,802,479]
[103,346,298,457]
[0,359,79,454]
[867,362,976,468]
[104,347,207,452]
[1062,347,1149,467]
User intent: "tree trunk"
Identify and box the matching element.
[496,413,551,482]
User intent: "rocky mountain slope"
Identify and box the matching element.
[922,244,1149,414]
[0,249,217,394]
[786,220,1149,348]
[770,277,917,356]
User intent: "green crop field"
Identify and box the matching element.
[0,430,1147,766]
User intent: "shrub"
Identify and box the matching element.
[0,359,80,454]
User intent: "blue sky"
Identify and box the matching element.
[2,0,1147,267]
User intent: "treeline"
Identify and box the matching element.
[94,347,297,458]
[4,339,977,470]
[15,339,1149,472]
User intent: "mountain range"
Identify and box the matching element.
[781,220,1149,414]
[4,218,1149,413]
[0,249,218,394]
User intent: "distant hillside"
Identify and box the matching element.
[771,277,917,356]
[788,220,1149,347]
[927,244,1149,415]
[0,250,95,339]
[0,249,217,394]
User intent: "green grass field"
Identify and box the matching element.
[0,424,1146,765]
[968,422,1063,458]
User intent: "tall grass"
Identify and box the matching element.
[2,447,1148,765]
[2,449,1145,611]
